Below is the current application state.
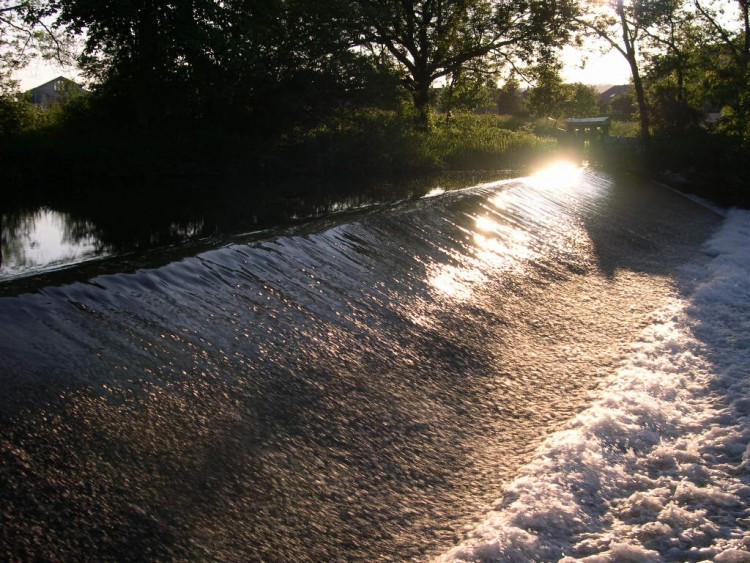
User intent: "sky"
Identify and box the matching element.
[14,44,633,92]
[15,59,80,91]
[561,44,631,86]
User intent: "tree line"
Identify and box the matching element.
[2,1,748,135]
[1,1,750,193]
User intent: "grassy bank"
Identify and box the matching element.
[1,103,558,204]
[650,132,750,208]
[7,94,746,210]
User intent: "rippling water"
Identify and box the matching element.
[0,167,722,561]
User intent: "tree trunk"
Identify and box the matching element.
[134,0,159,129]
[412,71,432,131]
[630,60,651,145]
[739,0,750,143]
[617,1,651,146]
[412,90,430,130]
[676,53,686,103]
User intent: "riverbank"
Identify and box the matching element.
[595,132,750,209]
[1,110,557,202]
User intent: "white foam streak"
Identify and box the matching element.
[438,210,750,562]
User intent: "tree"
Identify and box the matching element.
[692,0,750,143]
[632,0,750,141]
[575,0,683,144]
[352,0,578,129]
[527,62,568,119]
[604,89,636,120]
[438,59,498,114]
[54,0,383,130]
[566,82,600,117]
[527,62,599,121]
[54,0,232,127]
[497,77,524,115]
[642,15,703,133]
[640,1,696,104]
[0,0,69,92]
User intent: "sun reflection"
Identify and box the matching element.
[490,192,512,209]
[474,216,500,233]
[423,187,446,198]
[428,264,486,301]
[527,160,582,190]
[421,167,599,311]
[428,210,539,300]
[473,224,534,267]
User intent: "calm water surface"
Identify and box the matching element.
[1,208,112,277]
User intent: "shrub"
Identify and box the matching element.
[0,95,48,137]
[609,120,640,138]
[427,112,558,170]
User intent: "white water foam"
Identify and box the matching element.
[437,209,750,562]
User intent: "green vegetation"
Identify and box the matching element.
[1,0,749,208]
[1,100,558,197]
[426,113,557,170]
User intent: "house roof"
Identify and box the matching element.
[566,117,611,125]
[600,84,632,103]
[26,76,85,94]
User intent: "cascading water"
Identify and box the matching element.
[1,167,737,561]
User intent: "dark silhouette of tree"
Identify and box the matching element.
[692,0,750,144]
[0,0,70,91]
[576,0,683,144]
[528,62,598,122]
[641,7,704,134]
[497,78,524,115]
[351,0,578,129]
[54,0,390,130]
[528,62,568,119]
[55,0,233,127]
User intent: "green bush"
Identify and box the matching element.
[0,95,49,137]
[609,120,640,138]
[288,107,438,175]
[280,110,558,176]
[3,101,560,198]
[426,112,558,170]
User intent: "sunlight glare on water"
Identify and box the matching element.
[0,169,729,562]
[427,264,485,301]
[423,187,447,198]
[473,216,500,233]
[426,196,542,301]
[527,160,583,190]
[473,215,534,269]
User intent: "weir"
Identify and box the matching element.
[0,169,723,561]
[562,116,612,162]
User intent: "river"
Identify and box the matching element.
[1,165,748,561]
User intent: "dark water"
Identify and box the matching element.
[0,166,721,561]
[1,172,510,288]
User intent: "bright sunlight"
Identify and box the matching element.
[526,161,583,190]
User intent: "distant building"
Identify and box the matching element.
[25,76,87,109]
[599,84,634,120]
[599,84,632,106]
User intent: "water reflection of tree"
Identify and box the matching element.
[2,173,495,276]
[1,208,105,271]
[1,209,41,271]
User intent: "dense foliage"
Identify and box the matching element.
[0,0,749,206]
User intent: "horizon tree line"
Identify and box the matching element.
[1,0,749,145]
